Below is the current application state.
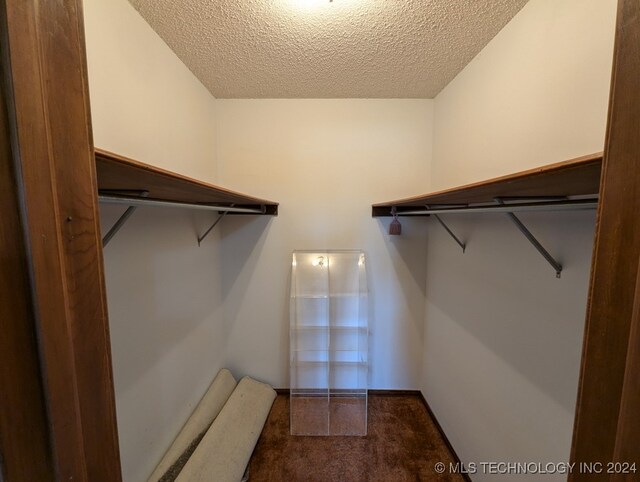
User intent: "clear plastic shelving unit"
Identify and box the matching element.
[290,250,368,436]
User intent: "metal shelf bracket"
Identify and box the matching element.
[197,210,229,246]
[495,198,563,278]
[99,192,268,247]
[102,191,149,247]
[428,208,466,253]
[196,203,268,246]
[391,195,596,279]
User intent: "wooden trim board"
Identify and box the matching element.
[570,0,640,475]
[611,255,640,474]
[96,148,279,215]
[0,27,54,480]
[416,391,473,482]
[1,0,121,479]
[372,152,602,216]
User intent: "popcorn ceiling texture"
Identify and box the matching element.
[128,0,529,99]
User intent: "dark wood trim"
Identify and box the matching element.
[2,0,121,480]
[3,0,87,481]
[0,25,54,480]
[416,392,473,482]
[368,389,424,397]
[570,0,640,476]
[96,148,279,215]
[372,152,602,216]
[611,256,640,476]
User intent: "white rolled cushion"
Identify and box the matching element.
[148,368,237,482]
[176,376,277,482]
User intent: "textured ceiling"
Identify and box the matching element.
[128,0,529,99]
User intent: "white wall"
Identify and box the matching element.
[432,0,615,189]
[83,1,223,481]
[215,99,433,389]
[84,0,217,182]
[424,0,617,479]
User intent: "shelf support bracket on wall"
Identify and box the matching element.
[197,203,267,245]
[102,190,149,247]
[495,198,563,278]
[427,207,466,253]
[99,191,268,247]
[197,208,231,246]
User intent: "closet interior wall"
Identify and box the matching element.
[423,0,617,479]
[216,99,433,390]
[83,0,222,481]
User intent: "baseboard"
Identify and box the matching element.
[417,391,472,482]
[276,388,366,397]
[277,388,421,397]
[368,389,422,397]
[273,388,471,481]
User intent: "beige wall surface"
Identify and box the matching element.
[84,0,222,481]
[424,0,617,479]
[432,0,615,190]
[84,0,217,182]
[215,99,433,390]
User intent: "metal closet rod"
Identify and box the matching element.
[396,198,598,215]
[98,194,266,214]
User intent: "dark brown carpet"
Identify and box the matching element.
[291,396,367,436]
[249,394,465,482]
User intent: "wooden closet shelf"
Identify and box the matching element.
[372,152,602,216]
[95,148,278,215]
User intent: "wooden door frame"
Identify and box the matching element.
[1,0,121,480]
[0,0,637,479]
[0,21,54,482]
[611,256,640,476]
[570,0,640,477]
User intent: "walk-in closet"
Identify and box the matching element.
[2,0,639,481]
